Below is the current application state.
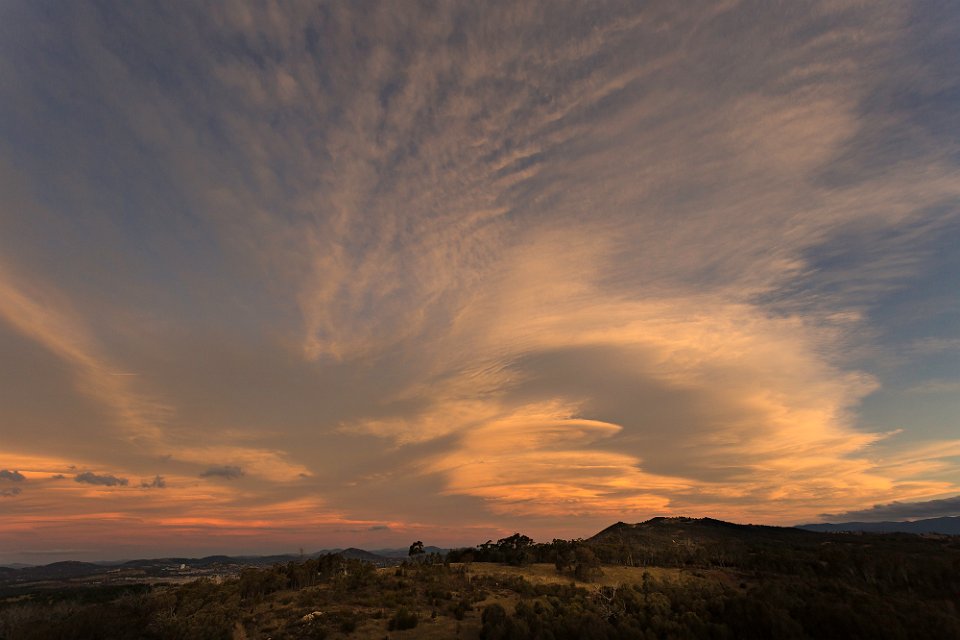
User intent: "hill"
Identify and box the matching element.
[587,515,960,586]
[588,516,825,568]
[337,548,398,565]
[3,561,108,584]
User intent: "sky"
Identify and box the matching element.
[1,1,959,564]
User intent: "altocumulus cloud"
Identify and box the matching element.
[0,470,25,482]
[74,472,128,487]
[200,466,244,480]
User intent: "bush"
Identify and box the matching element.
[479,604,509,639]
[388,607,419,631]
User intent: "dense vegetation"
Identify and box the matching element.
[477,570,960,639]
[0,555,494,639]
[2,518,959,639]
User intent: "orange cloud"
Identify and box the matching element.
[339,228,960,523]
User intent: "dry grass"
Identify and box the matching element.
[329,564,672,639]
[223,563,737,639]
[458,562,685,588]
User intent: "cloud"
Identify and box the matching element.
[0,0,959,560]
[0,487,21,498]
[169,1,959,524]
[51,474,65,480]
[368,525,391,532]
[342,231,923,521]
[822,495,960,522]
[200,465,244,480]
[0,470,25,482]
[173,445,308,482]
[141,475,166,489]
[74,472,128,487]
[0,263,170,443]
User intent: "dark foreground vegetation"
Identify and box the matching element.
[2,517,959,639]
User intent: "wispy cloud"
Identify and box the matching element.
[0,264,170,443]
[0,470,25,482]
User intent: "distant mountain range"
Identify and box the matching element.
[4,516,957,581]
[0,545,452,581]
[0,554,380,592]
[797,515,960,535]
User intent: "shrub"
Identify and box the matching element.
[388,607,419,631]
[480,603,508,639]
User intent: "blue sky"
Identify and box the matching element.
[0,1,958,563]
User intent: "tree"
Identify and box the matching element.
[553,539,577,574]
[408,540,425,557]
[497,533,535,566]
[574,546,603,582]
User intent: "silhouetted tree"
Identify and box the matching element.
[408,540,425,558]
